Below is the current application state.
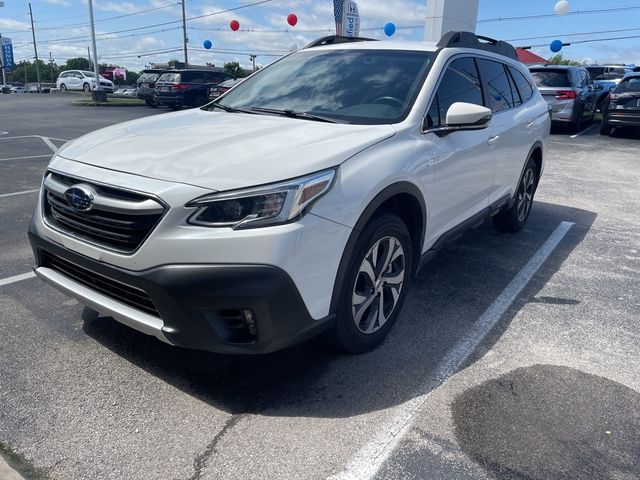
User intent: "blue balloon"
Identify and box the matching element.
[383,22,396,37]
[550,39,563,53]
[203,39,212,49]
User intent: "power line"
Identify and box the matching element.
[525,33,640,49]
[505,27,640,42]
[478,4,640,23]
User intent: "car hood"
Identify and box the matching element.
[57,109,396,192]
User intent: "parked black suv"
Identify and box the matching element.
[137,69,165,107]
[155,69,235,110]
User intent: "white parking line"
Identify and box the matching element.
[328,220,575,480]
[40,136,58,153]
[569,123,597,139]
[0,189,40,199]
[0,154,51,162]
[0,271,35,288]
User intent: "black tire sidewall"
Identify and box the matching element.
[83,83,90,93]
[334,213,413,353]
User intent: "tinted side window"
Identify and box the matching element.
[477,59,516,112]
[508,67,534,103]
[429,57,483,127]
[506,68,522,106]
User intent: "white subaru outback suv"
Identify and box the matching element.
[29,32,550,354]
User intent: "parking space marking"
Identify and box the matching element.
[0,155,51,162]
[40,136,58,153]
[0,189,40,199]
[569,123,597,139]
[329,220,575,480]
[0,271,35,288]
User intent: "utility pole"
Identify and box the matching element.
[180,0,188,67]
[250,54,257,72]
[87,0,103,100]
[28,3,41,92]
[87,45,91,70]
[0,33,6,87]
[49,51,54,83]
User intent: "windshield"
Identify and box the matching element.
[216,49,434,125]
[614,77,640,93]
[530,70,571,88]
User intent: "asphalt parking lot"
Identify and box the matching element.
[0,94,639,480]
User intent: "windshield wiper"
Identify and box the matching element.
[248,107,345,124]
[207,103,255,114]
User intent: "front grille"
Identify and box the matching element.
[42,252,160,317]
[43,172,165,253]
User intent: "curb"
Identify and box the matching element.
[0,455,26,480]
[72,101,146,107]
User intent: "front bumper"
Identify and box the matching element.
[29,225,335,354]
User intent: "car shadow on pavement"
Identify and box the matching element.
[81,201,596,418]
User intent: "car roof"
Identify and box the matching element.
[304,39,440,53]
[622,72,640,79]
[529,65,581,71]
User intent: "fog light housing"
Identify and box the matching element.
[214,309,258,344]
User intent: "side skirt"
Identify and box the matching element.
[417,194,511,272]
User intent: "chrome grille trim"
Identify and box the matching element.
[42,171,167,253]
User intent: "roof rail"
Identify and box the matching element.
[437,31,518,61]
[305,35,378,49]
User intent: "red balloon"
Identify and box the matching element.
[287,13,298,27]
[230,19,240,31]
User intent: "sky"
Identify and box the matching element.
[1,0,640,72]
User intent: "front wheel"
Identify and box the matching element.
[83,83,91,93]
[329,213,413,353]
[493,158,538,233]
[59,83,67,92]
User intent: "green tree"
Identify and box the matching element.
[547,54,583,66]
[63,57,91,71]
[223,61,244,78]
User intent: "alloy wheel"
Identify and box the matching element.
[517,168,535,222]
[352,236,405,334]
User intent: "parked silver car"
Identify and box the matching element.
[529,65,597,132]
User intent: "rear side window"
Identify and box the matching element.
[139,73,160,82]
[477,59,517,112]
[614,77,640,93]
[427,57,483,128]
[508,66,534,104]
[586,67,605,80]
[530,70,571,88]
[158,72,180,83]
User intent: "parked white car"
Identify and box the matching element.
[56,70,114,93]
[30,32,550,354]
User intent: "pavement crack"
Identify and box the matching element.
[186,414,246,480]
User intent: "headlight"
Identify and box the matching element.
[187,169,336,229]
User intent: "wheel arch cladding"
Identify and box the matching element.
[529,142,543,191]
[329,182,426,314]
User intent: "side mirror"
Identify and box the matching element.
[445,102,492,130]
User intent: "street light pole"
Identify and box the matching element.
[49,51,54,83]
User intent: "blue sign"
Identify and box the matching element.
[1,37,15,70]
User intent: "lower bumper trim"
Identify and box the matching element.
[35,266,172,344]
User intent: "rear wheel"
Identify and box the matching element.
[493,157,538,233]
[145,97,158,108]
[329,213,413,353]
[169,104,182,111]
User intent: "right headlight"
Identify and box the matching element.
[187,169,336,229]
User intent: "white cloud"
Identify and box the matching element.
[42,0,72,6]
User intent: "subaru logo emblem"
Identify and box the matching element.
[64,184,95,211]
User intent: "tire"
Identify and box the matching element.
[145,97,158,108]
[493,157,538,233]
[570,109,583,133]
[328,213,413,353]
[83,83,91,93]
[600,121,612,136]
[59,83,67,92]
[169,104,182,111]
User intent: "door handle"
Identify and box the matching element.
[487,135,500,145]
[526,119,535,128]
